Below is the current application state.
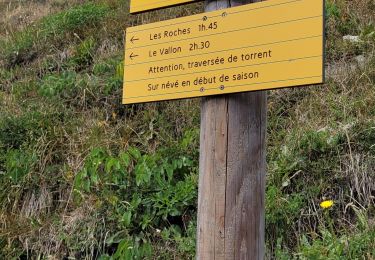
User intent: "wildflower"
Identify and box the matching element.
[320,200,334,209]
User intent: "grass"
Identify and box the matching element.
[1,2,111,69]
[0,0,374,258]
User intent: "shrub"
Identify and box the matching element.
[73,146,198,258]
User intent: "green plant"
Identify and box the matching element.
[73,145,197,258]
[1,29,35,68]
[93,58,120,76]
[361,22,375,41]
[1,2,110,68]
[161,221,196,257]
[3,149,36,183]
[274,237,292,260]
[298,227,375,259]
[326,0,340,20]
[113,239,152,260]
[352,122,375,154]
[0,111,56,150]
[69,37,96,68]
[39,71,77,98]
[40,3,110,37]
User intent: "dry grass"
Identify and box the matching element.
[343,154,375,210]
[0,1,52,38]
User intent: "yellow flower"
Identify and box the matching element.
[320,200,334,209]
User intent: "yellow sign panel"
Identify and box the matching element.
[123,0,325,104]
[130,0,197,13]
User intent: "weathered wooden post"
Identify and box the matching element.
[196,0,267,259]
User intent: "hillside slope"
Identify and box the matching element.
[0,0,374,259]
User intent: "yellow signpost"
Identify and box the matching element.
[130,0,197,13]
[123,0,324,104]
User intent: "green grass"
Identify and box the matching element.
[1,2,111,68]
[0,0,374,258]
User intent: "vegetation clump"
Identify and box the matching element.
[0,0,374,258]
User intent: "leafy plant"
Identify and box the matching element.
[39,71,77,98]
[69,37,96,68]
[73,145,197,257]
[3,149,36,183]
[298,227,375,259]
[326,0,340,20]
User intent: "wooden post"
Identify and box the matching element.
[197,0,266,259]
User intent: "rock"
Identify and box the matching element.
[354,55,366,68]
[343,35,361,43]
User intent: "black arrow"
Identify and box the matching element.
[130,36,139,44]
[129,53,139,60]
